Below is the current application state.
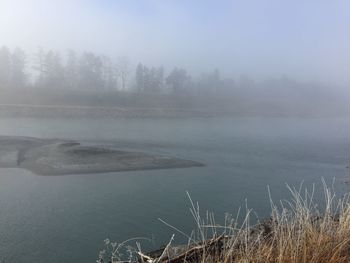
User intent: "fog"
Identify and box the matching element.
[3,2,350,262]
[1,0,350,116]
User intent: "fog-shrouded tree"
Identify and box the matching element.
[42,50,65,89]
[32,47,47,87]
[64,50,79,89]
[0,46,11,88]
[135,64,165,94]
[197,69,222,95]
[166,67,192,95]
[10,48,27,88]
[101,55,118,91]
[116,56,129,91]
[142,66,150,92]
[33,48,66,89]
[135,63,145,93]
[78,52,104,89]
[209,69,221,92]
[150,66,164,93]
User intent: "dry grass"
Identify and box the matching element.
[98,179,350,263]
[198,180,350,263]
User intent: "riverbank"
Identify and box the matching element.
[98,183,350,263]
[0,103,223,119]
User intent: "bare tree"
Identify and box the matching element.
[43,50,65,88]
[117,56,129,91]
[101,55,118,90]
[32,47,46,87]
[65,50,79,89]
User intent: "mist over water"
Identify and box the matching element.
[1,1,350,262]
[0,117,350,262]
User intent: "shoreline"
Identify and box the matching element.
[0,103,346,119]
[0,103,219,119]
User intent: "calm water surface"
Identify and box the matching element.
[0,117,350,262]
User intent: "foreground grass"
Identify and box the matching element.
[98,180,350,263]
[220,184,350,263]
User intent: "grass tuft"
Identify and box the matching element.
[98,179,350,263]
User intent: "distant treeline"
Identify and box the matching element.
[0,46,347,115]
[0,46,234,96]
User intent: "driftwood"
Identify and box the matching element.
[165,235,226,263]
[138,235,227,263]
[136,218,282,263]
[132,214,343,263]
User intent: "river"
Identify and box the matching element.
[0,117,349,262]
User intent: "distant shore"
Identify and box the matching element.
[0,103,342,119]
[0,103,221,119]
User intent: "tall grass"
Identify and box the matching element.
[98,180,350,263]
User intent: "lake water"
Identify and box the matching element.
[0,117,350,262]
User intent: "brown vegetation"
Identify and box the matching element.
[99,180,350,263]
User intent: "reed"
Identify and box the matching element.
[98,179,350,263]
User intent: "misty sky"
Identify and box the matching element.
[1,0,350,84]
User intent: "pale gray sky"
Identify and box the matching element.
[1,0,350,84]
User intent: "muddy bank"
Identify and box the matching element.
[0,104,217,119]
[0,136,204,175]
